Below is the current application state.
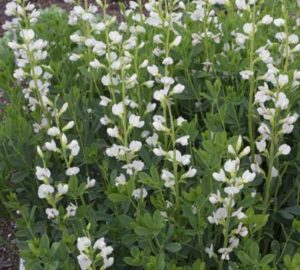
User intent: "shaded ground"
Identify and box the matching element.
[0,218,18,270]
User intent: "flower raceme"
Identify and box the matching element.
[76,236,114,270]
[207,136,255,261]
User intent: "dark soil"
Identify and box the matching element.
[0,218,18,270]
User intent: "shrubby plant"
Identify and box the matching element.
[1,0,300,269]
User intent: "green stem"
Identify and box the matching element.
[167,101,179,215]
[247,1,257,162]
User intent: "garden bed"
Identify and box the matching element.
[1,0,300,269]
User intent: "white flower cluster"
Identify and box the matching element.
[207,136,255,260]
[5,1,52,132]
[191,0,223,60]
[35,102,90,220]
[255,83,297,153]
[251,14,299,175]
[3,0,40,31]
[77,236,114,270]
[67,2,110,68]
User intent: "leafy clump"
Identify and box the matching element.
[1,0,300,269]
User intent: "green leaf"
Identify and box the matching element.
[260,254,275,265]
[165,242,182,253]
[108,193,129,203]
[134,226,152,237]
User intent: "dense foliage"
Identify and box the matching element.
[1,0,300,269]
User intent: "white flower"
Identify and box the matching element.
[274,18,285,27]
[161,169,175,188]
[275,92,289,110]
[181,167,197,179]
[66,203,77,217]
[242,170,255,183]
[218,247,233,260]
[132,188,148,199]
[153,147,167,157]
[61,134,68,146]
[161,76,175,86]
[288,34,299,44]
[20,29,35,41]
[109,31,122,44]
[239,146,251,158]
[47,127,60,136]
[107,126,120,138]
[13,68,25,80]
[100,246,113,257]
[38,184,54,199]
[176,135,190,146]
[123,160,144,175]
[66,167,80,176]
[77,254,92,270]
[146,103,156,113]
[278,144,291,155]
[232,207,246,220]
[5,2,18,16]
[67,140,80,156]
[162,57,174,65]
[224,186,241,195]
[115,174,126,187]
[240,70,254,80]
[176,117,186,126]
[36,166,51,181]
[271,167,279,178]
[171,84,185,94]
[99,96,111,107]
[243,23,255,35]
[209,190,222,204]
[112,102,124,116]
[77,237,91,252]
[154,89,168,101]
[208,207,227,225]
[256,140,266,152]
[144,80,154,88]
[205,244,215,258]
[129,115,145,128]
[258,123,271,138]
[85,38,96,47]
[89,59,101,69]
[103,257,114,268]
[69,53,81,61]
[293,44,300,53]
[147,65,159,76]
[171,36,182,47]
[235,223,248,237]
[93,237,106,250]
[212,169,226,182]
[167,150,191,166]
[153,121,168,132]
[129,140,142,152]
[278,74,289,87]
[62,121,75,131]
[45,208,59,219]
[261,14,273,25]
[146,133,158,147]
[235,0,247,10]
[86,177,96,188]
[224,159,239,174]
[57,183,68,195]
